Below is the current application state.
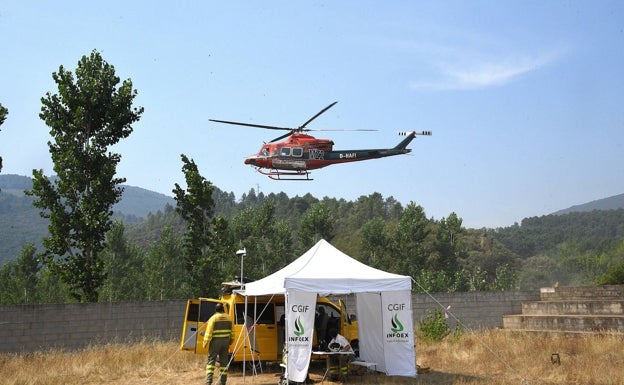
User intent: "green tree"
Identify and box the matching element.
[393,202,431,276]
[230,201,294,281]
[0,244,40,304]
[413,268,458,293]
[465,266,489,291]
[0,260,18,304]
[145,227,187,300]
[101,221,146,301]
[0,102,7,175]
[173,154,221,296]
[36,267,71,303]
[352,193,386,224]
[27,50,143,302]
[15,243,41,303]
[298,201,335,250]
[490,263,518,290]
[210,216,235,278]
[429,214,463,273]
[595,240,624,284]
[596,264,624,285]
[360,217,392,270]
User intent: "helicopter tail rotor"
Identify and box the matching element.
[398,131,432,136]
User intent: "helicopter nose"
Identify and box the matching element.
[244,157,256,166]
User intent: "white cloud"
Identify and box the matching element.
[410,50,562,91]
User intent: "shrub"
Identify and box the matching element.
[417,308,450,341]
[595,263,624,285]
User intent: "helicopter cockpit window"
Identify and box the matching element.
[280,147,291,157]
[292,147,303,157]
[261,146,270,156]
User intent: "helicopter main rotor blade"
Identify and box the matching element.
[299,101,338,129]
[267,128,377,143]
[209,119,293,131]
[211,101,364,143]
[312,128,377,132]
[270,131,294,143]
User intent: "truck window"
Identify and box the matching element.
[235,303,276,325]
[195,301,224,322]
[186,303,199,322]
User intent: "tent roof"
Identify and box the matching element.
[243,239,411,296]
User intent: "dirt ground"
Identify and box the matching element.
[127,361,415,385]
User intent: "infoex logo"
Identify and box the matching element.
[288,305,310,343]
[390,313,404,333]
[387,313,409,339]
[294,316,305,336]
[386,304,409,341]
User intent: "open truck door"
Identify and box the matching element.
[180,298,224,355]
[181,295,280,362]
[180,289,357,363]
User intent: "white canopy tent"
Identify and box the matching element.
[243,239,416,382]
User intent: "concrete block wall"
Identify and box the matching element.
[0,291,539,354]
[0,300,186,353]
[340,290,540,331]
[540,284,624,301]
[410,290,540,330]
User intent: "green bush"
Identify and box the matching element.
[417,308,450,341]
[595,263,624,285]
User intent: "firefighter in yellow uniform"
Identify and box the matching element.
[203,303,234,385]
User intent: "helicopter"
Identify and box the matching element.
[210,101,432,180]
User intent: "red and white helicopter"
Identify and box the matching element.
[210,102,431,180]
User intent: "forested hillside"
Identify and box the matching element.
[1,173,623,305]
[0,190,48,262]
[0,174,175,264]
[489,209,624,258]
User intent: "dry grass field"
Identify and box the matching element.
[2,330,623,385]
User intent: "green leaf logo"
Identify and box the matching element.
[391,313,404,333]
[294,316,305,336]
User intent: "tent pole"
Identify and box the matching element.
[243,295,247,383]
[284,291,289,382]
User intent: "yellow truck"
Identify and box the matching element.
[180,282,358,362]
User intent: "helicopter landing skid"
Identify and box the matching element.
[257,168,313,181]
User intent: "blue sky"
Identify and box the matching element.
[1,1,623,228]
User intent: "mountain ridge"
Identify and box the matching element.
[5,173,623,221]
[0,174,175,219]
[552,192,624,215]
